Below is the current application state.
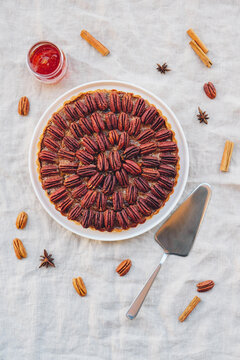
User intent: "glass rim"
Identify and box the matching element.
[26,41,65,78]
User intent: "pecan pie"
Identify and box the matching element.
[38,90,179,232]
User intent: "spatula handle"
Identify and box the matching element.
[126,253,168,320]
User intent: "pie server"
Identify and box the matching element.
[126,183,211,320]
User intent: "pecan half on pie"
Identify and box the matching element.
[38,90,179,232]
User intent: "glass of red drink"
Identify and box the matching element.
[26,41,68,84]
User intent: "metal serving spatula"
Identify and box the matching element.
[126,183,211,320]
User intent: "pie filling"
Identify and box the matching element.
[38,89,179,232]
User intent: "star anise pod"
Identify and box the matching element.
[39,249,55,268]
[156,63,171,74]
[197,107,209,124]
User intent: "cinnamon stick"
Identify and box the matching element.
[220,140,234,172]
[189,40,212,68]
[179,296,201,322]
[187,28,208,53]
[80,30,110,56]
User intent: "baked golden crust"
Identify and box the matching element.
[37,89,179,232]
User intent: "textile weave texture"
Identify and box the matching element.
[0,0,239,359]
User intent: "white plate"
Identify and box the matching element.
[29,80,189,241]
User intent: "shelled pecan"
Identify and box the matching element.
[13,238,27,259]
[116,259,132,276]
[16,211,28,229]
[18,96,29,116]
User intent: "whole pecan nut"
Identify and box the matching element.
[116,259,132,276]
[105,112,118,130]
[116,209,130,229]
[137,129,155,143]
[87,173,104,189]
[158,164,176,177]
[118,112,130,131]
[128,117,141,136]
[157,178,173,192]
[117,112,125,131]
[132,98,145,116]
[85,94,97,113]
[81,209,93,228]
[122,94,133,113]
[109,92,121,113]
[48,125,64,139]
[155,129,172,141]
[58,197,73,213]
[141,106,157,124]
[53,113,67,130]
[50,187,68,203]
[59,149,75,161]
[76,150,94,164]
[82,136,99,154]
[72,276,87,296]
[197,280,215,292]
[126,205,142,222]
[64,104,79,121]
[123,145,140,160]
[96,132,110,152]
[142,156,160,168]
[47,129,61,140]
[158,141,177,152]
[142,168,160,180]
[118,132,130,149]
[145,193,161,209]
[160,154,178,165]
[13,238,27,259]
[203,82,216,99]
[59,162,78,174]
[63,136,80,151]
[158,176,174,191]
[91,113,105,133]
[75,100,89,117]
[93,211,105,230]
[151,116,165,131]
[126,185,138,204]
[109,151,122,171]
[72,184,88,198]
[18,96,30,116]
[43,137,60,152]
[16,211,28,229]
[77,164,97,177]
[97,153,109,171]
[79,117,93,135]
[102,174,116,194]
[40,165,59,177]
[43,175,63,189]
[70,122,84,139]
[108,129,119,145]
[81,190,97,208]
[113,191,123,211]
[68,205,82,221]
[104,209,115,231]
[115,169,129,186]
[139,142,157,155]
[95,92,108,110]
[123,160,141,175]
[134,176,150,192]
[151,184,167,200]
[137,198,151,215]
[96,192,107,211]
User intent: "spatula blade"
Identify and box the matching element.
[154,183,211,257]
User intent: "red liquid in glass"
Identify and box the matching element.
[29,44,61,75]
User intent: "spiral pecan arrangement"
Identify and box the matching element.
[38,90,179,232]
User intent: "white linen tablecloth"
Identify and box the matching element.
[0,0,240,359]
